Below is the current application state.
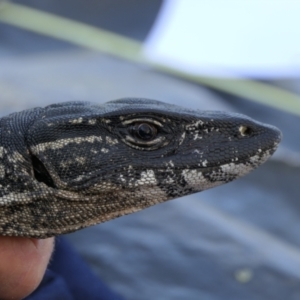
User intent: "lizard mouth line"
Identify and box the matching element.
[32,142,277,192]
[53,148,273,195]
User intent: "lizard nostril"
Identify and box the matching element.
[239,125,253,137]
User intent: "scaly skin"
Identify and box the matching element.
[0,98,281,238]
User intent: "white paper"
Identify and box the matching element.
[144,0,300,78]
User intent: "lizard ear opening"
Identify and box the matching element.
[31,154,56,188]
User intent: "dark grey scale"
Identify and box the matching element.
[0,222,13,233]
[156,169,195,197]
[28,220,40,231]
[4,205,24,217]
[201,167,239,183]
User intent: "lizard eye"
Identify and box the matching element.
[135,123,157,141]
[117,117,170,150]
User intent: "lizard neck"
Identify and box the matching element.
[0,107,43,197]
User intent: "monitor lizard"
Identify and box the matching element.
[0,98,281,238]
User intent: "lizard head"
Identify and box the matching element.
[0,99,282,237]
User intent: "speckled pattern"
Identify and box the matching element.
[0,98,281,238]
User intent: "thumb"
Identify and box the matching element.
[0,236,54,299]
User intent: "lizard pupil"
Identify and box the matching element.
[137,123,156,140]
